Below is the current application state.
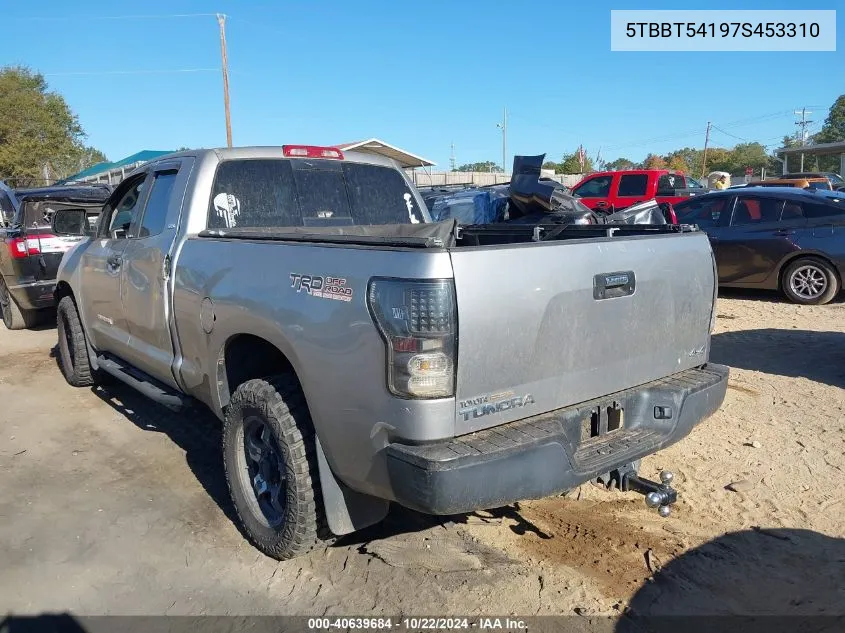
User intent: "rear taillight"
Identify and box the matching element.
[367,278,457,399]
[282,145,344,160]
[7,237,43,259]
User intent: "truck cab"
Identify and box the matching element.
[571,169,701,220]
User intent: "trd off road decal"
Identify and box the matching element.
[290,274,353,302]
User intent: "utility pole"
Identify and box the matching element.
[700,121,711,179]
[794,107,813,172]
[496,107,508,174]
[217,13,233,148]
[449,142,456,171]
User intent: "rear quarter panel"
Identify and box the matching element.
[172,238,456,497]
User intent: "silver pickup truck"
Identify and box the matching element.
[53,145,728,560]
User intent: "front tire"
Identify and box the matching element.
[56,295,95,386]
[0,279,37,330]
[781,258,840,305]
[223,375,327,560]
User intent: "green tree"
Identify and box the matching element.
[666,147,705,176]
[605,158,636,171]
[814,95,845,144]
[455,161,502,173]
[0,66,107,186]
[558,151,593,174]
[728,142,769,174]
[666,155,690,173]
[643,153,667,170]
[703,147,732,173]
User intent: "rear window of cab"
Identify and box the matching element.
[207,158,425,229]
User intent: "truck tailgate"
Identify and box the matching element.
[449,231,715,434]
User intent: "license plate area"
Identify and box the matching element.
[580,400,624,442]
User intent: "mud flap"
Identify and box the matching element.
[315,437,389,536]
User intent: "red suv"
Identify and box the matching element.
[571,170,705,222]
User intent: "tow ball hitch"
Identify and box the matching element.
[622,471,677,517]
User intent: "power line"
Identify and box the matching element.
[43,68,219,76]
[711,125,749,142]
[10,12,218,21]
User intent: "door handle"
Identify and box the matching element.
[595,201,609,209]
[774,229,795,236]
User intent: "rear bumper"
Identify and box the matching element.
[7,280,56,311]
[385,364,729,514]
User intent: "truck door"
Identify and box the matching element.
[615,172,649,209]
[570,174,614,212]
[78,172,150,356]
[120,158,193,388]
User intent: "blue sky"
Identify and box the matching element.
[3,0,843,169]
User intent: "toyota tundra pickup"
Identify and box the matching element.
[53,145,728,560]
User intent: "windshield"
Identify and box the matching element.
[825,173,844,185]
[208,158,426,229]
[686,177,704,189]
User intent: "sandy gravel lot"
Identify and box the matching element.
[1,290,843,618]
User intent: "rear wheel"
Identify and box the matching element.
[0,279,37,330]
[57,295,96,386]
[781,258,840,305]
[223,375,327,560]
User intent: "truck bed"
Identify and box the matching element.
[198,219,697,249]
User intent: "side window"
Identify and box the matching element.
[802,201,844,219]
[572,175,612,198]
[781,201,805,220]
[657,173,685,195]
[731,197,783,226]
[135,170,178,238]
[675,196,728,227]
[106,177,147,239]
[617,174,648,197]
[806,181,831,190]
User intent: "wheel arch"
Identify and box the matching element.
[217,332,389,536]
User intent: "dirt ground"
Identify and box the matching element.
[1,290,843,617]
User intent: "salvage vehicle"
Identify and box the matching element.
[53,145,729,560]
[749,177,833,191]
[0,185,110,329]
[571,169,704,221]
[777,171,845,191]
[674,187,845,304]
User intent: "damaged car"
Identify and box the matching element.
[0,184,110,329]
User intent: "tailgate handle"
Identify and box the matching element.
[594,270,636,300]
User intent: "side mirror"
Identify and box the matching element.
[52,208,95,237]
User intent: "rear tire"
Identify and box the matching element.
[781,258,840,305]
[0,279,37,330]
[56,295,95,387]
[223,375,327,560]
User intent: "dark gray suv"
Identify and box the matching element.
[0,185,109,329]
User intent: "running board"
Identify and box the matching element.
[96,354,191,411]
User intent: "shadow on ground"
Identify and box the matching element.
[86,380,243,532]
[718,286,845,305]
[616,528,845,631]
[334,501,552,551]
[711,328,845,388]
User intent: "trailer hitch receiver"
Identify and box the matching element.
[623,471,677,517]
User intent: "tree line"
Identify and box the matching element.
[458,96,845,177]
[0,66,107,187]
